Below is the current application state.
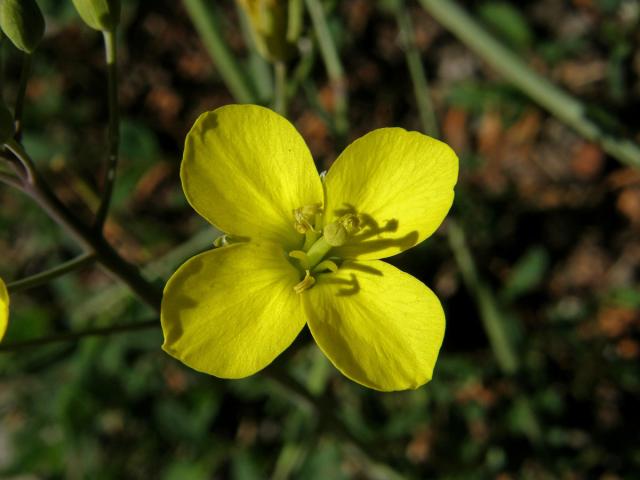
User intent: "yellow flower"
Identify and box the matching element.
[0,277,9,342]
[161,105,458,391]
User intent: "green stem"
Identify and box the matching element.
[446,220,518,374]
[0,171,22,189]
[5,140,162,310]
[393,1,439,137]
[236,2,273,102]
[264,369,407,480]
[14,53,32,140]
[419,0,640,167]
[94,29,120,231]
[183,0,256,103]
[7,253,96,293]
[0,319,158,352]
[274,61,287,115]
[305,0,348,143]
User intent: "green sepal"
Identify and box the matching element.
[72,0,120,31]
[0,0,45,53]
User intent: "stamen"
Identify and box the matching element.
[293,204,322,234]
[293,270,316,294]
[312,259,338,274]
[289,250,310,269]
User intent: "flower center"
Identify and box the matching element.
[289,205,360,294]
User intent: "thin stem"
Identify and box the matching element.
[446,220,518,373]
[4,140,163,310]
[305,0,348,143]
[7,253,96,293]
[236,2,273,102]
[265,368,407,480]
[0,319,158,352]
[183,0,257,103]
[274,61,287,115]
[0,171,23,190]
[394,1,439,137]
[419,0,640,167]
[94,29,120,231]
[14,53,32,140]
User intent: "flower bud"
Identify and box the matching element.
[237,0,300,62]
[0,101,15,144]
[72,0,120,31]
[0,0,45,53]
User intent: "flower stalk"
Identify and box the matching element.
[7,253,96,293]
[94,28,120,231]
[4,140,163,310]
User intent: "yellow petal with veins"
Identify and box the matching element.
[181,104,324,251]
[323,128,458,260]
[161,242,305,378]
[303,261,445,391]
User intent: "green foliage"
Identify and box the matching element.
[0,0,45,53]
[1,1,639,478]
[501,246,550,302]
[0,101,14,143]
[71,0,120,31]
[478,2,533,51]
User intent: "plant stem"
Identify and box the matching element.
[236,3,273,102]
[5,140,163,310]
[397,5,522,383]
[94,29,120,231]
[183,0,257,103]
[0,171,23,190]
[7,253,96,293]
[14,53,32,140]
[0,319,158,352]
[305,0,348,143]
[265,368,408,480]
[274,61,287,115]
[446,220,518,373]
[393,0,439,137]
[419,0,640,167]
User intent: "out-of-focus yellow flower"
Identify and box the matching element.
[237,0,299,62]
[161,104,458,391]
[0,277,9,342]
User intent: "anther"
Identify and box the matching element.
[293,270,316,294]
[293,204,322,234]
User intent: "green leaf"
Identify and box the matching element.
[478,2,533,51]
[501,246,550,301]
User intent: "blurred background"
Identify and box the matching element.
[1,0,639,478]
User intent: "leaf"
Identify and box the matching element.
[501,246,550,301]
[478,2,533,51]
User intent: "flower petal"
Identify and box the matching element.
[182,104,324,250]
[161,242,305,378]
[0,277,8,342]
[324,128,458,260]
[303,261,445,391]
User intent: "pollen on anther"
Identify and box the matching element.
[293,270,316,294]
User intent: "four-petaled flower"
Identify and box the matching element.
[161,104,458,391]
